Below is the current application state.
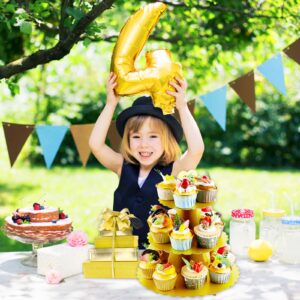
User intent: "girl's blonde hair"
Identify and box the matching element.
[120,115,181,165]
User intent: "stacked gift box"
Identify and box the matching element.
[83,208,140,278]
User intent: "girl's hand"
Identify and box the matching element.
[166,77,188,111]
[106,72,121,106]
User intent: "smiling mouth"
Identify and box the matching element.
[139,152,153,158]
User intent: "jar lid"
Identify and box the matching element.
[231,209,254,218]
[262,209,285,218]
[281,216,300,225]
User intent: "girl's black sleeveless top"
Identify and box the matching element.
[113,161,173,249]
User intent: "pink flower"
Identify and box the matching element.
[67,230,88,247]
[46,269,62,284]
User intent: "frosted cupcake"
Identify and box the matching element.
[147,205,168,228]
[156,174,176,201]
[173,178,197,209]
[195,175,217,203]
[181,257,208,289]
[139,249,161,279]
[153,262,177,291]
[150,213,173,244]
[170,217,193,251]
[209,253,231,284]
[199,207,224,237]
[194,216,221,249]
[210,245,236,267]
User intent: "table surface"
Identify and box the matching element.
[0,252,299,300]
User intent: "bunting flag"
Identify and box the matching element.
[2,122,34,167]
[283,38,300,65]
[107,121,122,152]
[200,86,227,131]
[70,124,94,167]
[257,53,286,95]
[36,125,68,168]
[229,71,256,113]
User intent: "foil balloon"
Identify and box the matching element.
[111,2,183,114]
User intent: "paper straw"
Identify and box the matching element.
[266,190,276,209]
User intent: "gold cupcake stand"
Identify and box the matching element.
[137,201,240,296]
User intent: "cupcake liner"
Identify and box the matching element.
[173,193,197,209]
[196,189,217,203]
[153,276,177,291]
[170,236,193,251]
[157,187,174,200]
[195,234,219,249]
[151,231,170,244]
[209,270,231,284]
[139,266,156,279]
[183,275,206,289]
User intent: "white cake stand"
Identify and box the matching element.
[2,227,73,267]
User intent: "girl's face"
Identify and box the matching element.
[129,118,164,169]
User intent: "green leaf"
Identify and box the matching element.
[83,38,92,48]
[20,21,32,34]
[182,257,192,270]
[65,7,84,21]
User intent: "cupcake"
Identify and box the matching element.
[199,207,224,237]
[153,262,177,291]
[173,178,197,209]
[209,252,232,284]
[170,217,193,251]
[139,249,161,279]
[194,215,221,249]
[150,213,173,244]
[210,245,236,266]
[181,257,208,289]
[195,175,217,203]
[156,174,176,201]
[147,205,167,227]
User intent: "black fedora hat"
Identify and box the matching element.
[116,96,183,143]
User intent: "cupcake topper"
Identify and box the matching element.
[154,168,165,180]
[283,192,294,216]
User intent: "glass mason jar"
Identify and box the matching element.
[259,209,285,256]
[230,209,256,257]
[278,216,300,264]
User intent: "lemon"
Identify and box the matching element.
[248,239,273,262]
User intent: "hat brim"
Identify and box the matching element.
[116,105,183,143]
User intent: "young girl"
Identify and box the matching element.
[89,72,204,248]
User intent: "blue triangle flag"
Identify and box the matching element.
[257,53,286,95]
[36,125,68,168]
[200,86,227,131]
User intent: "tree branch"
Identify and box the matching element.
[0,0,116,79]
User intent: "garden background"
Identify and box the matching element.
[0,0,299,251]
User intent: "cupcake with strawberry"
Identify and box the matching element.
[173,177,197,209]
[209,250,232,284]
[181,257,208,289]
[194,214,221,249]
[152,262,178,291]
[156,171,176,201]
[200,206,224,237]
[139,249,161,279]
[195,175,217,203]
[147,205,168,227]
[169,215,193,251]
[150,213,173,244]
[211,245,236,267]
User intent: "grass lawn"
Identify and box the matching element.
[0,161,299,252]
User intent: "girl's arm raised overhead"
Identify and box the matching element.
[167,77,205,175]
[89,73,123,176]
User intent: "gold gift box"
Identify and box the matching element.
[94,235,138,248]
[89,248,138,261]
[83,261,138,278]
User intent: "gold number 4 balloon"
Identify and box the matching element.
[111,2,183,115]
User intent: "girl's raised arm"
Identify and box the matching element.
[89,73,123,176]
[167,77,205,175]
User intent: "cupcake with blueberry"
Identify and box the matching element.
[209,251,232,284]
[139,249,161,279]
[210,245,236,267]
[181,257,208,289]
[194,214,221,249]
[156,172,176,201]
[169,215,193,251]
[150,213,173,244]
[153,262,178,291]
[173,178,197,209]
[195,175,217,203]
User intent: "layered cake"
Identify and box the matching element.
[5,202,72,240]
